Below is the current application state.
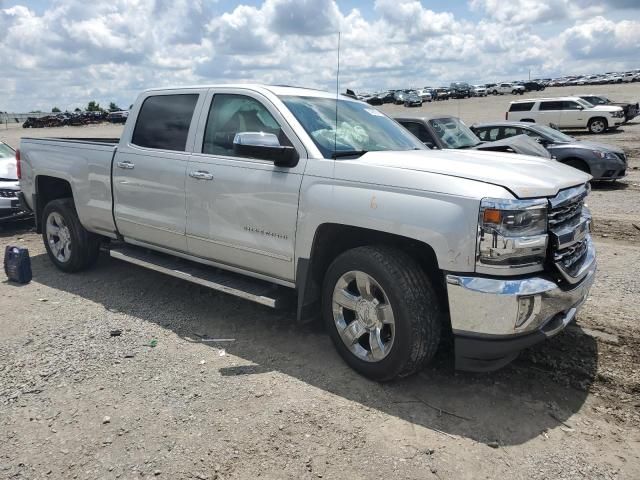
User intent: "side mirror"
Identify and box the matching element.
[233,132,299,167]
[577,106,584,110]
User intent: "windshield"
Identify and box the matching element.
[428,117,480,149]
[280,96,425,157]
[576,98,595,108]
[534,125,574,143]
[0,142,17,181]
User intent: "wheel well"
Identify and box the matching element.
[562,157,591,174]
[588,116,607,126]
[296,224,447,323]
[35,176,73,233]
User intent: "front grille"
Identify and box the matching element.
[548,197,583,229]
[615,152,627,164]
[554,239,588,276]
[548,185,590,280]
[0,189,18,198]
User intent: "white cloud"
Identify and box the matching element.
[0,0,638,112]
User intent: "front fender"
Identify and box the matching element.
[295,177,482,273]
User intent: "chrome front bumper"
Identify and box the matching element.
[446,239,596,371]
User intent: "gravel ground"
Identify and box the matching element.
[1,84,639,479]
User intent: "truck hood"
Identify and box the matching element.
[345,149,590,198]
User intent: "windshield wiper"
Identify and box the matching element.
[331,150,368,159]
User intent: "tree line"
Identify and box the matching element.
[45,101,133,114]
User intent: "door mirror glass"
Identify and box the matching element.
[233,132,298,167]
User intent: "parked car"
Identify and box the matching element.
[393,90,408,104]
[471,85,487,97]
[415,88,433,102]
[489,83,525,95]
[506,97,625,133]
[577,95,639,123]
[432,87,450,101]
[403,92,423,107]
[107,111,129,124]
[521,81,545,92]
[18,84,595,379]
[395,115,550,158]
[0,142,29,221]
[471,122,628,180]
[449,82,471,99]
[22,117,46,128]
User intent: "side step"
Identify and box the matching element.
[108,245,289,308]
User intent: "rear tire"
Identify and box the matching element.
[42,198,101,272]
[322,246,443,381]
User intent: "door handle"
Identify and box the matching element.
[189,170,214,180]
[116,161,135,169]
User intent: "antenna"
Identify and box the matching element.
[334,31,341,157]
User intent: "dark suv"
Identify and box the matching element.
[521,81,545,92]
[449,82,471,99]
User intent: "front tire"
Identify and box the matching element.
[322,246,442,381]
[42,198,101,272]
[588,117,607,134]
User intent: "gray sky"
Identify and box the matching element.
[1,0,639,111]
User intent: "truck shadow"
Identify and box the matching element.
[29,252,598,447]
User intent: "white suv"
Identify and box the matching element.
[489,83,525,95]
[506,96,625,133]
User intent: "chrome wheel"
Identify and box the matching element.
[332,270,395,362]
[590,120,605,133]
[46,211,72,263]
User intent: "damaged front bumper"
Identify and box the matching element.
[445,240,597,372]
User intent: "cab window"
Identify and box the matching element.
[401,122,436,148]
[132,94,199,151]
[202,94,292,157]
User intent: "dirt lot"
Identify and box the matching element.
[1,84,639,479]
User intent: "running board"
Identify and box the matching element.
[109,245,289,308]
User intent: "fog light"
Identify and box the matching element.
[516,295,540,328]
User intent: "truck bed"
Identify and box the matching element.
[20,136,119,237]
[22,137,120,145]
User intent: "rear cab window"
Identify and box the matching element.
[132,94,199,151]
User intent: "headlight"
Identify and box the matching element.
[593,150,618,160]
[477,198,548,274]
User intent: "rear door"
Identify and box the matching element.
[536,100,563,126]
[185,88,307,282]
[113,90,207,252]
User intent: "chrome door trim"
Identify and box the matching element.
[186,233,292,262]
[117,218,183,235]
[123,238,296,288]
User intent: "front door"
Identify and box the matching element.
[113,90,207,252]
[560,100,586,128]
[185,90,307,282]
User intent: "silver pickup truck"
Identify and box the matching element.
[18,85,596,380]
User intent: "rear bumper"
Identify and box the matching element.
[446,248,596,372]
[0,192,32,222]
